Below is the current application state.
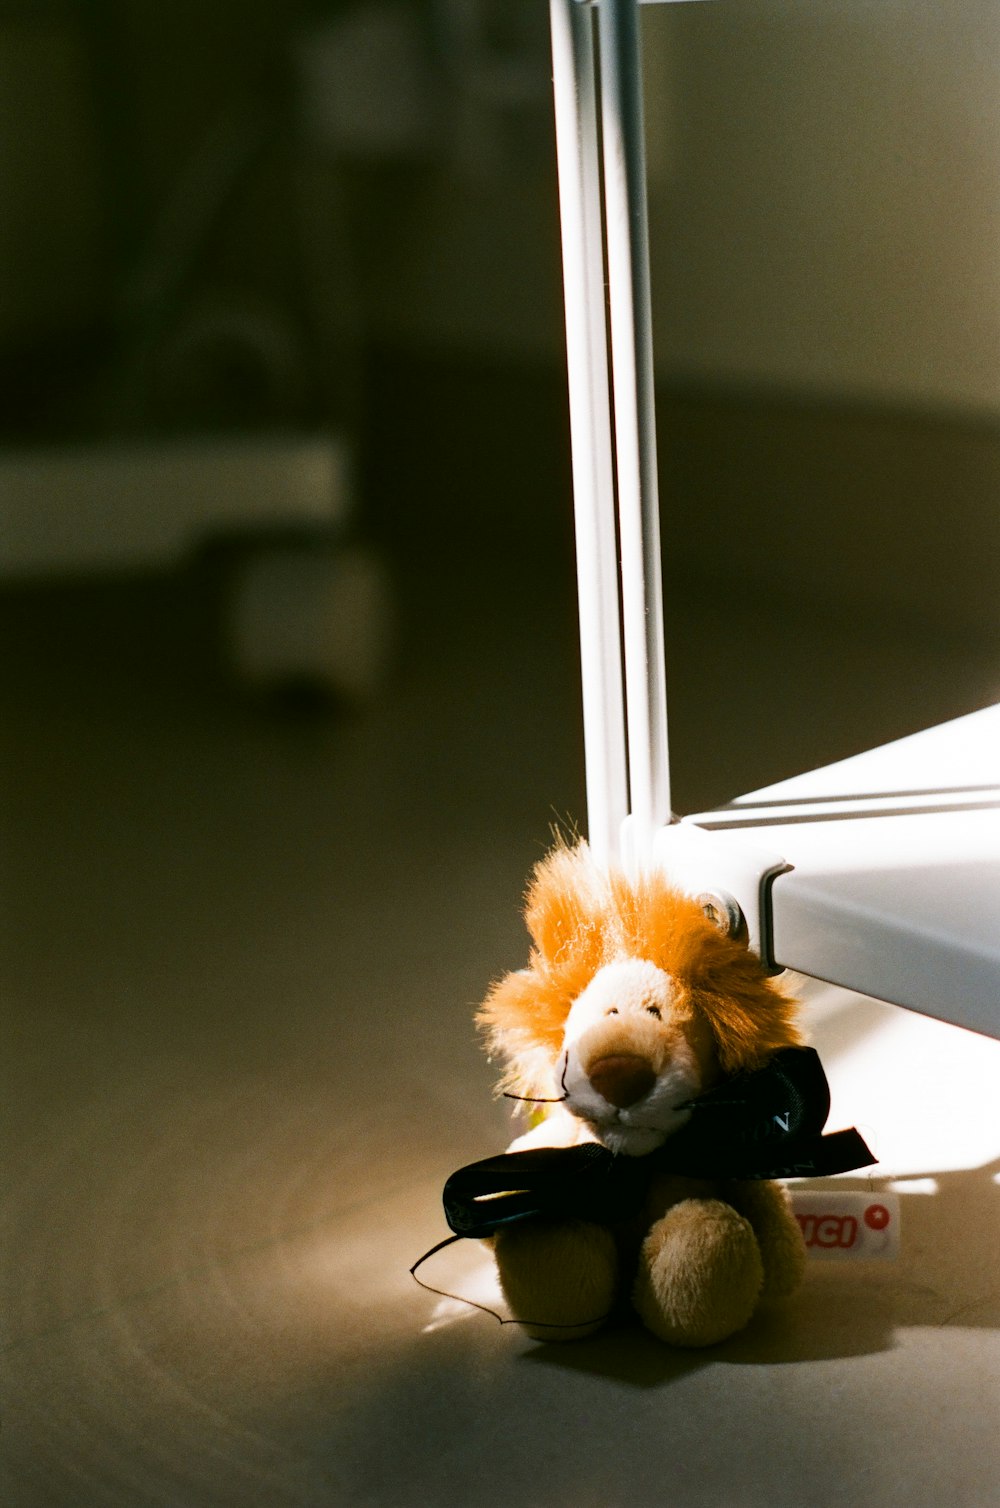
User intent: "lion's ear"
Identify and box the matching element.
[475,965,565,1097]
[475,843,609,1096]
[523,841,607,971]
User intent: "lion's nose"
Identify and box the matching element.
[588,1054,656,1109]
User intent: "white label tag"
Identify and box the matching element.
[789,1190,900,1261]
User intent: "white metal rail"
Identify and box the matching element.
[550,0,676,870]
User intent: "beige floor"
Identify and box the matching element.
[1,550,998,1506]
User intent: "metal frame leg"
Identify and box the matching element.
[550,0,628,868]
[550,0,670,869]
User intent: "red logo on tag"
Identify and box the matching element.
[795,1212,859,1249]
[864,1203,891,1231]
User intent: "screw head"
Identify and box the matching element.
[696,890,748,943]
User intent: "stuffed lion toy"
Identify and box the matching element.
[475,841,809,1347]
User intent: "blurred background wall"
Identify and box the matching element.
[0,0,997,646]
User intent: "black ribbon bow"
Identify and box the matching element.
[443,1047,874,1240]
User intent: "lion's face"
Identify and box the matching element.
[557,957,717,1156]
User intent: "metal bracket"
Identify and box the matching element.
[652,821,791,971]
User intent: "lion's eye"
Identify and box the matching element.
[646,1005,662,1018]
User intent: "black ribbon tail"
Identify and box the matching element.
[763,1126,877,1181]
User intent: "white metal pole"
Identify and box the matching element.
[549,0,629,868]
[598,0,671,860]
